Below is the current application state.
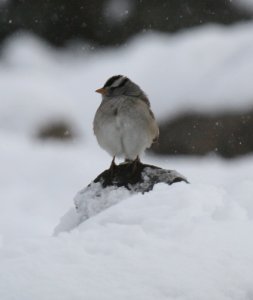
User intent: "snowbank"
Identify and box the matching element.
[1,180,253,300]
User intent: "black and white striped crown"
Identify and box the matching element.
[103,75,129,89]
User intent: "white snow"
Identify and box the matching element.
[1,22,253,299]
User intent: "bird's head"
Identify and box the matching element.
[95,75,144,99]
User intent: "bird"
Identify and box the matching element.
[93,75,159,171]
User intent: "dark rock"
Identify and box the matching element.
[36,121,76,141]
[92,161,188,194]
[152,110,253,158]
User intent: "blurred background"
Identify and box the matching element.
[1,0,253,157]
[1,0,253,236]
[0,0,252,47]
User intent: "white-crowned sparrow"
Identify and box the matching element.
[93,75,159,168]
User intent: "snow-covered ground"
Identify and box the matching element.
[1,22,253,299]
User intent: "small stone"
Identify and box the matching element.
[36,121,76,141]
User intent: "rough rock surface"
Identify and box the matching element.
[92,162,188,193]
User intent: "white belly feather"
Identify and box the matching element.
[93,97,157,160]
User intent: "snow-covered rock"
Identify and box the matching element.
[54,162,188,234]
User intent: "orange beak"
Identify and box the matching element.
[95,87,107,95]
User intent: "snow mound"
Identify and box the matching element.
[2,182,253,300]
[54,183,131,235]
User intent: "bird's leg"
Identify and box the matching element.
[131,156,141,174]
[109,156,116,175]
